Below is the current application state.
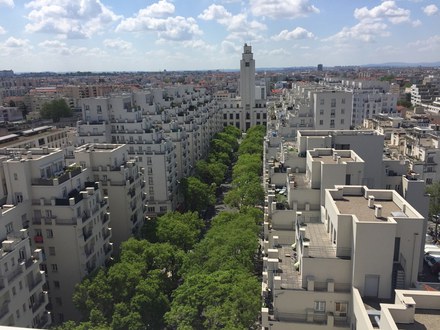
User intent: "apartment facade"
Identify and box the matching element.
[261,124,430,329]
[0,202,50,328]
[0,147,111,323]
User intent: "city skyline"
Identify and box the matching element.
[0,0,439,72]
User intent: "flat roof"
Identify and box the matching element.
[312,154,355,164]
[335,195,403,222]
[397,309,440,330]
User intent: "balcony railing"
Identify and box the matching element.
[28,273,43,292]
[31,293,46,313]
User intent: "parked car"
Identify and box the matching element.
[424,253,440,268]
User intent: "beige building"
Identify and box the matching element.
[73,143,144,254]
[0,147,111,323]
[0,202,49,328]
[261,125,432,329]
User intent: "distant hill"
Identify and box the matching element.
[362,61,440,68]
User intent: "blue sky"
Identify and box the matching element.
[0,0,439,72]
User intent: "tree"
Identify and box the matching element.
[165,270,260,330]
[156,212,204,251]
[196,160,228,186]
[181,177,215,214]
[40,98,73,122]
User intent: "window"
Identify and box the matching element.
[54,281,60,289]
[49,247,56,256]
[319,120,323,125]
[427,178,433,185]
[331,98,336,107]
[160,206,167,212]
[341,108,345,114]
[319,109,324,115]
[12,286,16,296]
[245,61,250,67]
[6,222,13,234]
[46,229,53,238]
[320,99,324,105]
[55,297,63,306]
[14,173,18,180]
[341,119,345,124]
[314,301,326,313]
[335,302,348,316]
[51,264,58,272]
[341,98,346,104]
[147,157,152,165]
[147,206,155,212]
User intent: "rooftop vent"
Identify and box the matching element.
[368,196,375,208]
[375,204,382,218]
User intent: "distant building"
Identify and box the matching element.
[317,64,323,71]
[219,44,267,131]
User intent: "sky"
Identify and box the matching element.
[0,0,439,72]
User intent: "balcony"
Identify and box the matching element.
[31,166,82,186]
[31,292,47,313]
[28,272,44,292]
[83,228,93,242]
[103,228,111,240]
[102,212,110,224]
[0,301,9,321]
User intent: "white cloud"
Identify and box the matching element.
[408,35,440,52]
[325,21,390,43]
[423,4,439,16]
[0,37,33,56]
[0,26,6,34]
[116,1,201,41]
[250,0,319,19]
[326,1,417,43]
[221,40,240,54]
[38,39,108,57]
[0,0,14,8]
[24,0,121,39]
[198,4,231,21]
[103,38,133,51]
[4,37,30,48]
[412,19,422,27]
[272,27,314,41]
[199,4,266,32]
[354,1,411,24]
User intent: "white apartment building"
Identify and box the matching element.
[77,85,223,216]
[0,202,49,328]
[261,123,433,329]
[73,144,144,254]
[0,147,111,323]
[321,79,397,128]
[272,83,353,138]
[312,91,352,130]
[0,126,71,150]
[261,185,425,330]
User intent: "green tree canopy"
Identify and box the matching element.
[155,211,204,251]
[181,177,215,214]
[165,270,260,330]
[40,98,73,122]
[196,160,228,186]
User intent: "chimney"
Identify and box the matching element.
[375,204,382,218]
[368,195,375,208]
[333,152,338,161]
[402,204,406,213]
